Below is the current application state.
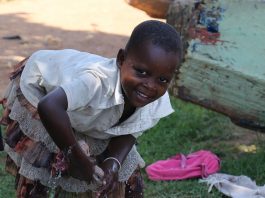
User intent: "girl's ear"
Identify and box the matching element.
[117,49,126,68]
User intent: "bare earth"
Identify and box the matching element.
[0,0,159,95]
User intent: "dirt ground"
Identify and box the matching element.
[0,0,161,96]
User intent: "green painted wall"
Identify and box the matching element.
[170,0,265,130]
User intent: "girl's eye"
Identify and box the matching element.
[159,77,169,83]
[136,69,147,75]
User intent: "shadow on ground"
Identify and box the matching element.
[0,13,129,94]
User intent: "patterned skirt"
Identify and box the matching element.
[0,58,144,197]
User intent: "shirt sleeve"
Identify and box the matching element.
[131,131,143,138]
[60,73,103,111]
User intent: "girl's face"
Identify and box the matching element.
[118,40,179,108]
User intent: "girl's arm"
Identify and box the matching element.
[107,134,136,165]
[37,87,97,182]
[37,87,76,149]
[98,134,136,196]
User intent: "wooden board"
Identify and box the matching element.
[168,0,265,131]
[125,0,170,18]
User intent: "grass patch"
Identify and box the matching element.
[1,98,265,197]
[0,105,16,197]
[138,97,265,197]
[0,152,15,197]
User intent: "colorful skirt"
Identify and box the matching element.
[0,58,144,197]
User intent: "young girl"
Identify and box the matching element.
[0,20,182,197]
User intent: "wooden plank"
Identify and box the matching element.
[168,0,265,131]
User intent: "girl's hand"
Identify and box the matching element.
[68,145,96,182]
[96,159,120,197]
[67,141,104,184]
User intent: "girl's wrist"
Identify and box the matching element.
[103,157,121,172]
[64,140,90,158]
[64,141,96,168]
[63,142,79,156]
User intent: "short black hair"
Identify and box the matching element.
[125,20,182,59]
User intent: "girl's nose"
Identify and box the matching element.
[144,79,156,91]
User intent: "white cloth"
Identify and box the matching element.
[200,173,265,198]
[20,49,174,139]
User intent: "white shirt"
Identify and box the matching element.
[20,49,174,139]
